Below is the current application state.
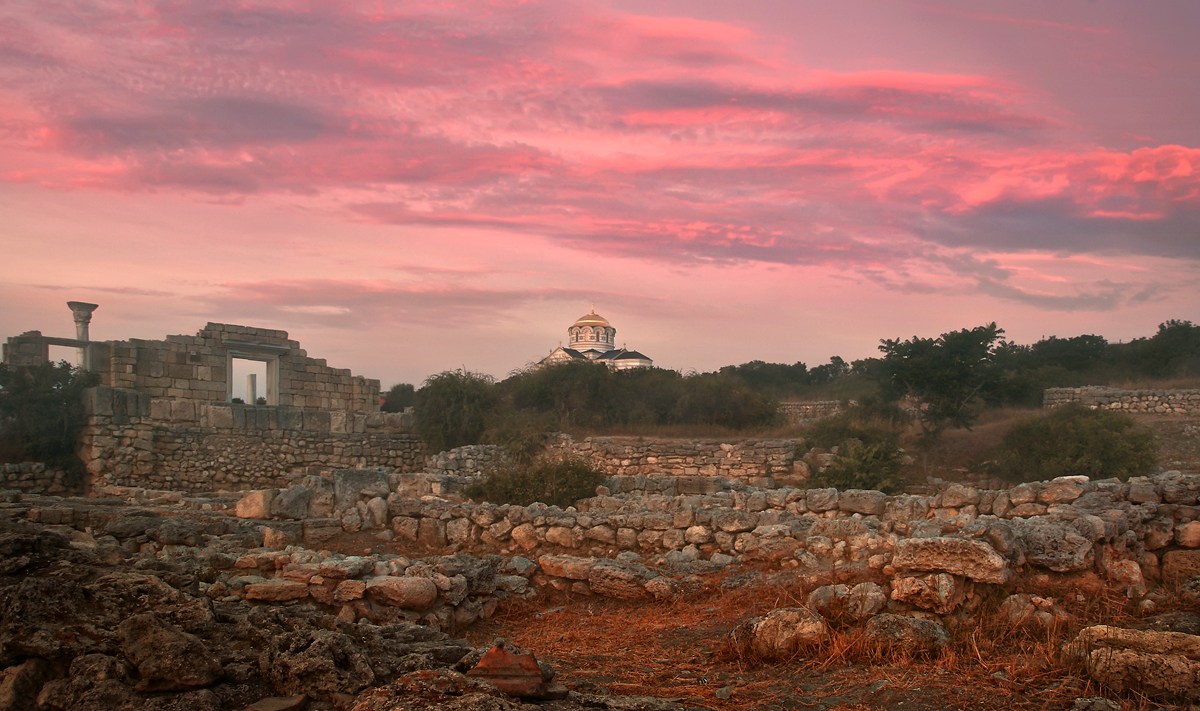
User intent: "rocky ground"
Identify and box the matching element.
[2,414,1199,711]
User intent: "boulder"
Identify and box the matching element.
[999,594,1073,629]
[244,579,311,602]
[588,560,649,599]
[742,607,828,659]
[838,489,887,516]
[271,486,311,520]
[891,536,1010,583]
[538,555,593,580]
[1065,625,1200,700]
[117,613,222,691]
[366,576,438,610]
[1013,519,1093,572]
[890,573,966,614]
[236,489,279,520]
[1176,521,1200,548]
[863,614,950,655]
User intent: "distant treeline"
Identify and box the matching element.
[388,319,1200,448]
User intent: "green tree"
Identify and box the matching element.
[0,361,100,480]
[876,323,1005,443]
[413,370,498,452]
[381,382,415,412]
[994,404,1156,482]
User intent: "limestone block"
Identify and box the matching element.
[1127,477,1161,504]
[1015,518,1094,572]
[940,484,979,508]
[838,489,887,515]
[1163,550,1200,587]
[1143,517,1174,550]
[744,607,829,659]
[863,614,950,654]
[366,497,389,528]
[271,486,311,521]
[366,576,437,610]
[391,516,419,542]
[235,489,279,520]
[446,517,472,546]
[892,536,1010,584]
[587,560,648,599]
[244,579,310,602]
[538,555,593,580]
[584,524,616,544]
[1038,476,1088,505]
[417,518,446,548]
[807,488,838,512]
[1176,521,1200,548]
[1008,483,1037,506]
[891,573,966,614]
[511,523,539,550]
[208,406,234,429]
[713,510,759,533]
[1066,625,1200,700]
[118,614,222,691]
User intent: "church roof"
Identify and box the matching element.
[614,350,650,360]
[572,305,611,328]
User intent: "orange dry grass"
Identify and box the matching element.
[466,566,1188,711]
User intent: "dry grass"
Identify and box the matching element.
[464,565,1198,711]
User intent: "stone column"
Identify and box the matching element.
[247,374,257,405]
[66,301,98,369]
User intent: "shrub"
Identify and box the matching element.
[465,456,606,508]
[0,361,100,483]
[414,370,498,452]
[807,441,907,494]
[993,404,1156,482]
[381,382,415,413]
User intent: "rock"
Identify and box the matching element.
[890,573,966,614]
[838,490,887,516]
[1065,625,1200,700]
[366,576,438,610]
[1163,550,1200,586]
[846,582,888,621]
[807,584,850,620]
[0,657,50,711]
[417,518,446,549]
[1071,698,1120,711]
[891,536,1010,583]
[863,614,950,655]
[118,613,222,691]
[713,510,759,533]
[1037,476,1088,505]
[244,579,311,602]
[806,488,838,512]
[940,484,979,508]
[1014,519,1094,572]
[245,696,310,711]
[1107,560,1147,598]
[588,560,649,600]
[741,607,829,659]
[236,489,279,519]
[272,486,312,520]
[366,497,389,528]
[1000,594,1073,629]
[538,555,593,580]
[510,523,539,550]
[1176,521,1200,548]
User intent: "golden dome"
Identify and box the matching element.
[573,305,611,328]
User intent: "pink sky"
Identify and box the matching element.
[2,0,1198,388]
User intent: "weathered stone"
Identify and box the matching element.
[588,560,648,599]
[1176,521,1200,548]
[744,607,828,659]
[863,614,950,654]
[334,579,367,603]
[366,576,438,609]
[891,536,1010,583]
[1037,476,1088,505]
[890,573,966,614]
[544,526,580,548]
[366,497,389,528]
[244,579,310,602]
[271,485,311,520]
[940,484,979,508]
[1014,519,1094,572]
[1163,550,1200,587]
[838,489,887,516]
[1000,593,1073,629]
[417,518,447,549]
[713,510,759,533]
[538,555,593,580]
[118,613,222,691]
[510,523,539,550]
[236,489,279,519]
[806,488,838,512]
[1066,625,1200,700]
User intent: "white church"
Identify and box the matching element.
[537,306,654,370]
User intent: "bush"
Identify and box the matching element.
[0,361,100,482]
[465,456,606,508]
[413,370,498,452]
[993,404,1156,482]
[807,441,907,494]
[381,383,415,413]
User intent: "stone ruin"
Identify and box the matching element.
[3,306,1200,709]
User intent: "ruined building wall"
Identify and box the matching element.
[545,434,800,483]
[1044,386,1200,415]
[5,322,380,412]
[778,401,846,423]
[81,387,423,492]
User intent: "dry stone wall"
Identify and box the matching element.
[778,401,846,423]
[1045,386,1200,415]
[546,434,799,483]
[0,463,74,495]
[80,386,424,492]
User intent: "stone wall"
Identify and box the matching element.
[546,434,799,483]
[1045,387,1200,415]
[778,400,846,423]
[5,322,380,411]
[80,386,424,492]
[0,463,76,496]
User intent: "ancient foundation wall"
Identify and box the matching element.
[0,463,75,496]
[1044,386,1200,415]
[545,434,800,483]
[80,386,424,492]
[778,400,846,423]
